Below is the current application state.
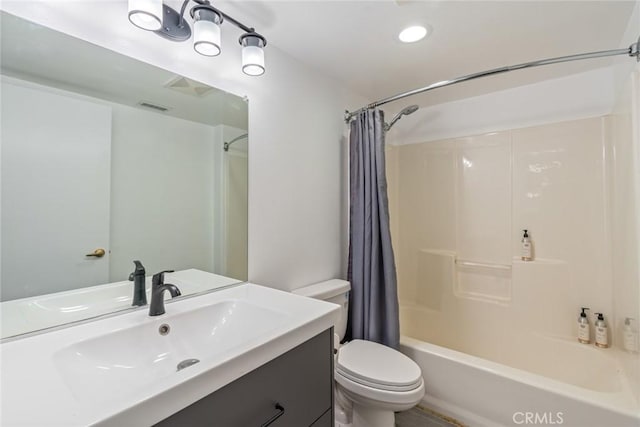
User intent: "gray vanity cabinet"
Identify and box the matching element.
[155,329,334,427]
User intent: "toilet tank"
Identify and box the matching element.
[292,280,350,341]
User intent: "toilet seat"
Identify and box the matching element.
[336,339,423,392]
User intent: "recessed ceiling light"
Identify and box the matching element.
[398,26,428,43]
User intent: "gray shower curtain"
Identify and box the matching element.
[346,109,400,349]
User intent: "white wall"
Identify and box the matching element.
[609,0,640,398]
[0,1,367,292]
[610,72,639,342]
[609,69,640,402]
[109,104,221,281]
[221,125,248,281]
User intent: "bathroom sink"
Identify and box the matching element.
[2,279,339,426]
[53,299,288,402]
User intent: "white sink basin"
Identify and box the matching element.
[1,277,339,427]
[54,300,287,402]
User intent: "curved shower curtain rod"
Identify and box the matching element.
[344,36,640,123]
[223,133,248,151]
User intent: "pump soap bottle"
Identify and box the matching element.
[623,318,638,353]
[578,307,591,344]
[521,230,533,261]
[594,313,609,348]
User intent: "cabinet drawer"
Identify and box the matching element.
[156,329,333,427]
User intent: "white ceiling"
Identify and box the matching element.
[215,0,636,113]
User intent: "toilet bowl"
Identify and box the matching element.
[293,280,425,427]
[335,339,425,427]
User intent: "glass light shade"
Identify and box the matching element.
[242,45,265,76]
[193,18,221,57]
[128,0,163,31]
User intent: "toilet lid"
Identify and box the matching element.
[336,340,422,392]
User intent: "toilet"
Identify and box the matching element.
[293,280,425,427]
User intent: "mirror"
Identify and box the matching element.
[0,12,249,338]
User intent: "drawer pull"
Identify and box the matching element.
[260,403,285,427]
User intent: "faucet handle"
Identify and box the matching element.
[152,270,175,287]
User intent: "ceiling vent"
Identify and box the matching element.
[164,75,217,98]
[138,101,170,112]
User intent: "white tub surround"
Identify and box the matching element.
[388,113,640,424]
[0,279,339,426]
[0,269,239,339]
[401,337,639,427]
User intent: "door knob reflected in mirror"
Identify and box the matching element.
[85,248,106,258]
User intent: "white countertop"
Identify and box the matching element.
[0,281,339,426]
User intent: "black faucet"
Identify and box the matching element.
[129,260,147,307]
[149,270,182,316]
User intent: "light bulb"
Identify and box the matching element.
[193,8,222,57]
[398,26,428,43]
[128,0,163,31]
[240,34,266,76]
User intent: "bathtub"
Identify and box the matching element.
[400,334,640,427]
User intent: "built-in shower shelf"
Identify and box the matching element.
[454,257,512,304]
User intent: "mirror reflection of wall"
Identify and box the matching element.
[1,12,248,306]
[220,130,249,281]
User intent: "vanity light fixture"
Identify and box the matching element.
[128,0,267,76]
